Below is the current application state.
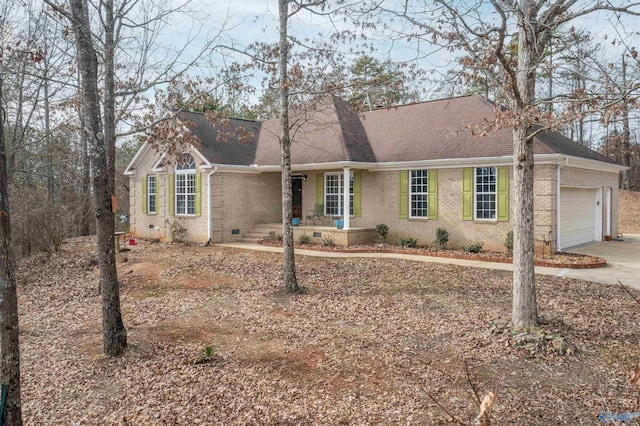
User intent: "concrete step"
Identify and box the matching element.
[254,227,279,234]
[240,237,264,244]
[245,233,270,239]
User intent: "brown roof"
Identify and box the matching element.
[253,96,376,165]
[180,95,617,167]
[361,95,615,164]
[179,111,260,166]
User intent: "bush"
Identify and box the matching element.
[505,230,514,254]
[375,224,389,243]
[297,232,311,245]
[167,218,187,242]
[399,237,418,248]
[434,227,449,249]
[322,236,336,247]
[462,242,483,253]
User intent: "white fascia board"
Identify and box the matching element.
[191,146,212,169]
[151,152,166,172]
[207,164,263,173]
[203,154,624,174]
[123,142,150,176]
[370,156,514,171]
[564,155,627,173]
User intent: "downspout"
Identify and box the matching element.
[556,158,569,252]
[207,166,218,244]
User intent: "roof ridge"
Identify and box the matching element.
[179,109,261,124]
[362,93,480,113]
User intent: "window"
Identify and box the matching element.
[324,172,353,216]
[475,166,497,220]
[175,153,196,215]
[409,170,428,218]
[147,175,156,214]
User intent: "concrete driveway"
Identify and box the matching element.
[560,234,640,289]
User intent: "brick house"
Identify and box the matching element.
[124,95,625,253]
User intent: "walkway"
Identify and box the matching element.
[217,242,584,280]
[218,237,640,289]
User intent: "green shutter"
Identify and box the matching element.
[316,174,324,213]
[353,171,362,217]
[428,169,438,220]
[462,168,473,221]
[497,166,509,222]
[141,175,148,214]
[168,174,175,216]
[399,171,408,219]
[195,173,202,216]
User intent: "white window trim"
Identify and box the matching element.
[147,175,157,214]
[474,166,497,221]
[408,169,429,219]
[324,172,354,217]
[175,154,196,216]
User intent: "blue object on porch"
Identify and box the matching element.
[292,218,300,226]
[335,220,344,229]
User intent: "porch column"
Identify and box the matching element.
[343,167,351,230]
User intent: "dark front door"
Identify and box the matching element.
[292,177,303,219]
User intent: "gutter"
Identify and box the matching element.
[556,157,569,252]
[207,166,219,242]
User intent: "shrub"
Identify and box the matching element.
[375,224,389,243]
[434,227,449,249]
[297,232,311,245]
[322,236,336,247]
[399,237,418,248]
[462,242,483,253]
[505,230,514,254]
[167,218,187,242]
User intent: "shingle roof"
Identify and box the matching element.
[361,95,616,164]
[179,111,260,166]
[253,96,376,165]
[177,95,618,167]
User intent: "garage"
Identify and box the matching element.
[559,187,601,250]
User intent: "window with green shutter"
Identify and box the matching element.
[463,166,509,221]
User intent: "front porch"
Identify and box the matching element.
[250,223,376,246]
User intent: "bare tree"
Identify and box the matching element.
[277,0,299,293]
[0,68,23,426]
[69,0,127,356]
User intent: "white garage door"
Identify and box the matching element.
[559,187,598,249]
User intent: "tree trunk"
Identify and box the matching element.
[0,75,23,425]
[44,62,54,199]
[104,0,116,197]
[78,92,91,237]
[512,0,539,328]
[71,0,127,356]
[621,55,631,190]
[278,0,299,293]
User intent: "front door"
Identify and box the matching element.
[292,176,303,219]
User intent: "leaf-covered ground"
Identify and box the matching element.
[620,190,640,235]
[18,238,640,424]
